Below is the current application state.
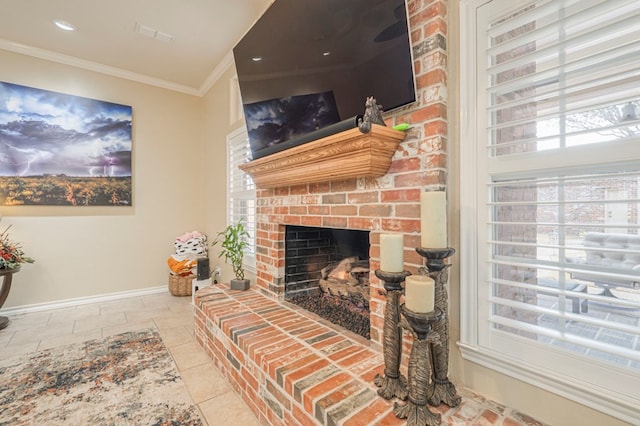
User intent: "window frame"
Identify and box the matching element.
[459,0,640,422]
[226,126,256,274]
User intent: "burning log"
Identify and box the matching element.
[319,257,370,301]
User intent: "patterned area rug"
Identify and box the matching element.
[0,329,202,425]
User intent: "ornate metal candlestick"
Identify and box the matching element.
[374,269,411,400]
[415,247,460,407]
[394,305,443,426]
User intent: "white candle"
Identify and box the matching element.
[380,233,404,272]
[405,275,435,313]
[420,191,447,248]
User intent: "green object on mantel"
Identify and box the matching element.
[392,123,411,131]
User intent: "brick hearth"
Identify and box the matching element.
[194,284,546,425]
[195,286,395,426]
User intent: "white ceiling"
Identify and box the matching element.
[0,0,272,95]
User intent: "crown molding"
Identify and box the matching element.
[0,38,202,96]
[198,51,234,96]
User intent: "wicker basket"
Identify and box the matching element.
[168,274,194,296]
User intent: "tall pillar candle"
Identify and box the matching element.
[380,233,404,272]
[405,275,435,313]
[420,191,447,248]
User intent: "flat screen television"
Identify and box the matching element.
[233,0,416,160]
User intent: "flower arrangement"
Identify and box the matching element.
[0,221,34,270]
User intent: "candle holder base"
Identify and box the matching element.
[394,395,442,426]
[374,371,408,401]
[393,306,443,425]
[374,270,411,400]
[415,247,461,409]
[429,377,462,407]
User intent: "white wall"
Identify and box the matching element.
[0,50,205,308]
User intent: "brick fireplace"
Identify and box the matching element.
[194,2,450,423]
[247,0,449,347]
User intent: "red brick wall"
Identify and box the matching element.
[253,0,448,347]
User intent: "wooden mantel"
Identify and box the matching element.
[239,124,406,188]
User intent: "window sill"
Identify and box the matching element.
[457,342,640,424]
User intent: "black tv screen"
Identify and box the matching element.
[233,0,416,160]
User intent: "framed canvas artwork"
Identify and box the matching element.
[0,81,132,206]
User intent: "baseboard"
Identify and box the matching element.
[0,286,168,316]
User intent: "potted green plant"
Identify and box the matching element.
[212,218,251,291]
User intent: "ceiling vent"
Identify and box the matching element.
[134,22,174,42]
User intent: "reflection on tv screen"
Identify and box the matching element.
[243,91,340,157]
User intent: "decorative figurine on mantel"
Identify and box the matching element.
[358,96,386,133]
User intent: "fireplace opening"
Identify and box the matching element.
[285,225,370,339]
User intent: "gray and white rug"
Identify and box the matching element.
[0,328,202,425]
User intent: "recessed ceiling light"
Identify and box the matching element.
[53,19,76,31]
[323,51,331,56]
[252,56,263,62]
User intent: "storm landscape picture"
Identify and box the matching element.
[0,82,132,206]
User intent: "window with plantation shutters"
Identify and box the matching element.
[227,127,256,272]
[459,0,640,422]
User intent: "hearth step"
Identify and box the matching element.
[194,285,405,425]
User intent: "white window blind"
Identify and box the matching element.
[227,127,256,272]
[460,0,640,422]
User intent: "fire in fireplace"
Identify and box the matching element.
[285,225,371,338]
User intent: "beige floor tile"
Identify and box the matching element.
[198,390,260,426]
[124,306,173,323]
[184,323,195,337]
[181,362,232,404]
[158,325,194,348]
[168,301,195,314]
[99,298,145,315]
[5,311,52,331]
[73,311,128,333]
[7,321,75,345]
[38,329,102,351]
[141,292,180,306]
[169,340,211,371]
[0,330,15,346]
[47,304,101,326]
[153,312,194,332]
[0,341,40,359]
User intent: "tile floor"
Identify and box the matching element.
[1,291,547,425]
[0,292,260,426]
